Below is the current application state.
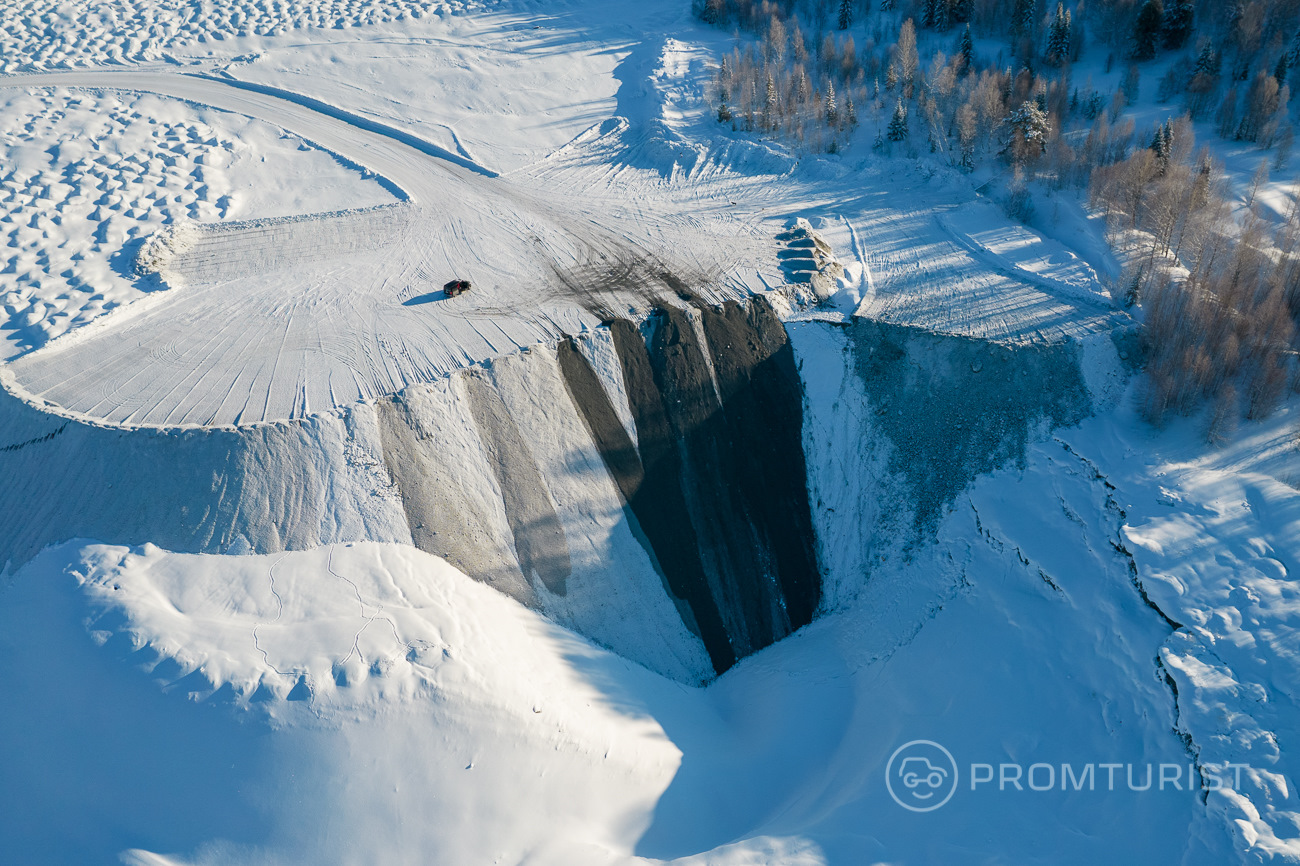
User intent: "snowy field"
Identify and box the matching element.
[0,0,1123,427]
[0,0,1297,864]
[4,388,1298,864]
[0,0,497,72]
[0,87,393,359]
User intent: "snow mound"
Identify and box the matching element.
[0,87,392,360]
[134,220,199,287]
[73,541,628,709]
[0,0,498,72]
[3,539,686,866]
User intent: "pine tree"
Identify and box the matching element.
[1193,44,1218,77]
[957,102,977,169]
[922,0,939,29]
[1162,0,1193,50]
[1149,120,1172,173]
[1276,54,1290,88]
[846,95,858,127]
[1046,2,1071,66]
[826,80,840,126]
[838,0,853,31]
[1011,0,1036,38]
[695,0,725,25]
[1003,99,1051,162]
[888,98,909,139]
[958,24,974,70]
[1133,0,1164,61]
[952,0,973,23]
[936,0,952,32]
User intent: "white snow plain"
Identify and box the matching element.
[0,0,1297,864]
[0,86,394,359]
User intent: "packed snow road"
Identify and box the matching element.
[0,69,750,427]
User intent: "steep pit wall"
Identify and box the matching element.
[0,297,1119,684]
[0,375,408,570]
[374,335,716,683]
[792,317,1103,612]
[555,299,821,672]
[851,320,1093,534]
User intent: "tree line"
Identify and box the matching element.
[695,0,1300,437]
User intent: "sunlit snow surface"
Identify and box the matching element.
[0,0,1297,863]
[5,392,1298,864]
[0,0,1123,428]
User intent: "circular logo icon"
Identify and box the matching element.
[886,739,959,812]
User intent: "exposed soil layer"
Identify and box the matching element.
[697,299,820,631]
[561,324,736,673]
[376,390,536,605]
[462,371,572,596]
[561,298,821,673]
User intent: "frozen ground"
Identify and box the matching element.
[0,1,1128,427]
[5,387,1298,864]
[0,61,764,426]
[0,0,1296,864]
[0,0,497,73]
[0,86,393,359]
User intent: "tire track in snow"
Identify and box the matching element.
[0,68,745,427]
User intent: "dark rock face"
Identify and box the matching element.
[557,330,732,673]
[560,298,822,674]
[696,299,820,633]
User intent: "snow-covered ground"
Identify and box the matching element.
[0,0,498,73]
[0,0,1135,427]
[0,0,1297,864]
[0,86,393,359]
[6,384,1297,864]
